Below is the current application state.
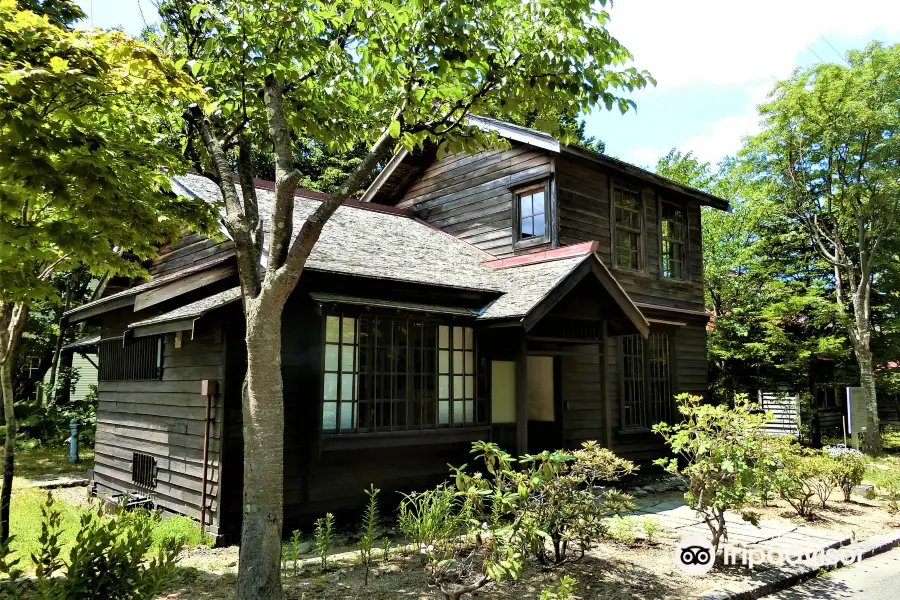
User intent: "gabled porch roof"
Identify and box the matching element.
[479,242,650,337]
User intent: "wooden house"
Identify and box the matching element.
[64,117,728,542]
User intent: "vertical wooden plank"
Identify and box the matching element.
[602,322,613,449]
[515,333,528,457]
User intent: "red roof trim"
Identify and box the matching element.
[482,241,600,270]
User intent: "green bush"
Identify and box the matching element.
[0,492,183,599]
[774,449,826,518]
[824,445,867,501]
[540,576,577,600]
[653,393,769,551]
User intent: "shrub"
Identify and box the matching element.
[398,485,464,551]
[540,576,577,600]
[314,513,334,572]
[774,450,826,518]
[653,393,769,552]
[824,445,867,501]
[604,515,638,546]
[641,516,661,545]
[0,492,183,599]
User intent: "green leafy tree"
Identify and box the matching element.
[0,0,217,543]
[656,151,845,399]
[654,394,770,552]
[155,1,652,597]
[743,42,900,453]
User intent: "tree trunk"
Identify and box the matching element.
[0,357,15,544]
[856,344,881,454]
[236,293,287,600]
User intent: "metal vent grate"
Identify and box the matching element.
[131,452,158,488]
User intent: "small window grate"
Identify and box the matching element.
[99,336,162,381]
[131,452,158,488]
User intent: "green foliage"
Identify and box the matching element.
[654,394,770,550]
[640,516,661,545]
[358,484,379,585]
[1,492,183,599]
[313,513,334,572]
[398,485,464,552]
[774,449,829,519]
[604,515,638,546]
[824,446,867,502]
[539,576,577,600]
[283,530,304,576]
[0,1,219,306]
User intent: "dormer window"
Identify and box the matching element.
[514,181,550,245]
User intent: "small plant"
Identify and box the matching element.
[641,516,661,545]
[380,537,391,564]
[398,485,463,550]
[884,479,900,513]
[540,576,577,600]
[359,484,380,584]
[654,394,769,552]
[284,529,304,575]
[824,445,867,501]
[314,513,335,572]
[604,515,638,545]
[774,450,823,519]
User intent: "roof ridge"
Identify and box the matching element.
[483,241,599,270]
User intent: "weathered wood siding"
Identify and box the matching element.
[560,343,606,448]
[149,231,234,277]
[556,154,705,313]
[93,323,225,531]
[396,144,554,258]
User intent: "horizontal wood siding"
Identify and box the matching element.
[93,324,224,529]
[396,145,554,258]
[560,344,606,447]
[149,232,234,277]
[557,155,705,312]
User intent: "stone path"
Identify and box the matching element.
[633,498,851,557]
[27,471,90,490]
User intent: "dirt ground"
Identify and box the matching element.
[158,486,900,600]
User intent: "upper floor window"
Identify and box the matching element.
[515,182,549,244]
[614,187,642,270]
[619,333,673,431]
[322,314,485,433]
[660,203,686,279]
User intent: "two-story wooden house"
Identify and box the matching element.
[64,117,728,542]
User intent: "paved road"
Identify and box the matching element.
[763,546,900,600]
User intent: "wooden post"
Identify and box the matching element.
[515,334,528,457]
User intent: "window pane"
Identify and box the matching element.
[325,344,339,371]
[439,350,450,373]
[453,351,463,373]
[325,316,340,343]
[322,402,337,430]
[341,317,355,344]
[453,375,464,399]
[424,397,436,426]
[464,327,474,350]
[520,193,533,218]
[341,345,355,372]
[464,376,474,399]
[438,400,450,424]
[438,325,450,349]
[465,400,474,423]
[464,351,474,374]
[533,212,545,237]
[453,327,463,349]
[453,400,464,424]
[324,373,338,400]
[532,191,544,214]
[341,373,355,400]
[439,375,450,399]
[340,401,354,430]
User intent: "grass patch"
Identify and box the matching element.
[864,454,900,488]
[883,428,900,454]
[13,445,94,481]
[8,487,207,570]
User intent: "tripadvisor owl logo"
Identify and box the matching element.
[675,536,715,575]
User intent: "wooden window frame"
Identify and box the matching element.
[513,180,551,249]
[617,332,675,432]
[321,311,486,435]
[610,184,645,272]
[658,199,688,280]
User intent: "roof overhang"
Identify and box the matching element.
[310,292,479,317]
[127,287,242,338]
[521,254,650,338]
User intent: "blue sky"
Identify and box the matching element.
[77,0,900,169]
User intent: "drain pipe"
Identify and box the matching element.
[200,379,216,535]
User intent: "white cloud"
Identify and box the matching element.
[606,0,900,89]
